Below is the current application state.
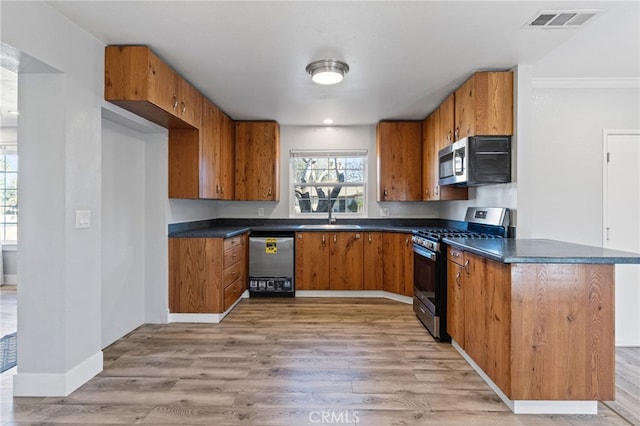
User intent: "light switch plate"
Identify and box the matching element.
[257,207,264,217]
[75,210,91,229]
[380,207,390,217]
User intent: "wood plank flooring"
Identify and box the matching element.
[0,294,637,425]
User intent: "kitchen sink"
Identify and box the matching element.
[298,224,362,230]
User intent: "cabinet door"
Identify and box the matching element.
[446,259,465,345]
[177,78,203,128]
[454,76,475,141]
[200,101,223,199]
[382,233,413,296]
[295,232,330,290]
[168,128,200,199]
[330,232,364,290]
[454,72,514,140]
[219,112,236,199]
[422,112,438,201]
[376,121,422,201]
[463,251,487,370]
[438,93,455,148]
[235,121,280,201]
[169,238,224,313]
[363,232,384,290]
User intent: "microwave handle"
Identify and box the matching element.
[454,150,465,175]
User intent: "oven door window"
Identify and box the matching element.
[413,245,437,311]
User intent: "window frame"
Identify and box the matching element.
[0,144,17,243]
[289,150,368,218]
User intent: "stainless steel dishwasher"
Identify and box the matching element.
[249,231,295,297]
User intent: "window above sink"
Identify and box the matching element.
[290,150,367,218]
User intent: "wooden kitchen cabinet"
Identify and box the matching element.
[454,71,513,140]
[330,232,364,290]
[376,121,422,201]
[169,99,234,199]
[295,232,330,290]
[169,233,248,314]
[235,121,280,201]
[438,93,455,147]
[105,45,202,129]
[200,101,235,199]
[422,107,468,202]
[363,232,384,290]
[382,232,413,297]
[295,231,364,290]
[446,246,614,401]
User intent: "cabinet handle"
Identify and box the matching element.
[383,187,388,199]
[368,234,372,243]
[172,96,178,110]
[455,271,461,287]
[425,189,430,198]
[333,234,337,244]
[322,235,326,245]
[447,130,452,142]
[463,259,469,272]
[216,185,221,194]
[435,185,439,196]
[406,238,410,247]
[267,188,272,197]
[451,251,461,257]
[181,101,186,114]
[454,127,460,140]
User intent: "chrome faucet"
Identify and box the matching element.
[328,206,336,224]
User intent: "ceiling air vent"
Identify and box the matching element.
[525,10,601,29]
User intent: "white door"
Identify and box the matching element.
[604,130,640,347]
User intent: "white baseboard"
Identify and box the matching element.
[13,350,103,397]
[452,340,598,415]
[2,275,17,285]
[295,290,412,305]
[167,290,248,323]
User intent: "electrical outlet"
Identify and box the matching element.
[380,207,390,217]
[257,207,264,217]
[75,209,91,229]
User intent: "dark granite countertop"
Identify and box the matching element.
[443,237,640,264]
[168,218,447,239]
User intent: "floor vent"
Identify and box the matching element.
[525,10,601,29]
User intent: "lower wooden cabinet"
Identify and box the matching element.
[363,232,383,290]
[295,232,363,290]
[382,233,414,297]
[447,246,615,401]
[169,233,247,313]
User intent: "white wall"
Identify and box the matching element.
[528,87,640,245]
[216,125,441,219]
[101,119,146,348]
[4,1,105,396]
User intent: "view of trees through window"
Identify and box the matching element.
[291,151,366,215]
[0,150,17,241]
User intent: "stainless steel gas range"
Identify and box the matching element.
[412,207,509,341]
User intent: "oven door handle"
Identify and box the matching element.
[412,244,437,261]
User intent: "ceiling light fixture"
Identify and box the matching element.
[323,118,334,125]
[306,59,349,85]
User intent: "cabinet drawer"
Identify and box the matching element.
[448,246,465,266]
[224,244,243,267]
[224,261,243,287]
[224,235,244,251]
[223,277,245,311]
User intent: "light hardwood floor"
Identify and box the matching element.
[0,293,638,425]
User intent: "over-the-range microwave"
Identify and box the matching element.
[438,136,511,187]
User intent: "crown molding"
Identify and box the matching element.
[532,77,640,89]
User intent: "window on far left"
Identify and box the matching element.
[0,146,17,242]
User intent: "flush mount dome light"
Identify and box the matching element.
[306,59,349,85]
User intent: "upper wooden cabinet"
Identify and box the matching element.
[438,93,455,147]
[376,121,422,202]
[422,109,468,202]
[454,71,513,140]
[200,102,235,200]
[105,45,202,129]
[235,121,280,201]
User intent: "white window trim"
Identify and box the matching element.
[0,144,17,244]
[289,150,368,218]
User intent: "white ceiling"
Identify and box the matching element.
[3,1,639,127]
